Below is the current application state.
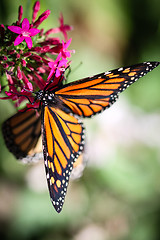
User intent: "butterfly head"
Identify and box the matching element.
[35,90,56,106]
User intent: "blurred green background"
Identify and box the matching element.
[0,0,160,240]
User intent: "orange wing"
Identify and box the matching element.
[41,106,84,213]
[2,109,42,161]
[56,62,159,117]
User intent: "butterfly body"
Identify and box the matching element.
[2,61,159,212]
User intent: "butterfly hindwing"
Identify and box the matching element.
[56,62,159,117]
[2,109,41,159]
[41,106,84,212]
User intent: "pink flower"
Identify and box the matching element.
[58,13,73,41]
[61,38,75,59]
[45,13,73,41]
[48,53,68,79]
[8,18,40,49]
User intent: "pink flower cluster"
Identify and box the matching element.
[0,1,74,108]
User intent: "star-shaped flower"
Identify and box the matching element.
[58,13,73,41]
[46,13,73,41]
[48,53,68,79]
[61,38,75,59]
[8,18,40,49]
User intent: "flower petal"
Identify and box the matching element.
[55,69,61,78]
[48,62,55,68]
[47,27,60,34]
[58,58,68,68]
[22,18,30,30]
[8,26,22,34]
[14,35,25,46]
[63,25,73,31]
[25,37,33,49]
[47,68,55,80]
[65,38,72,48]
[59,13,64,25]
[29,28,40,36]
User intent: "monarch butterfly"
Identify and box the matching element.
[2,61,159,213]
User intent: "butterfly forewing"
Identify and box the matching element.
[56,62,159,117]
[41,106,84,213]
